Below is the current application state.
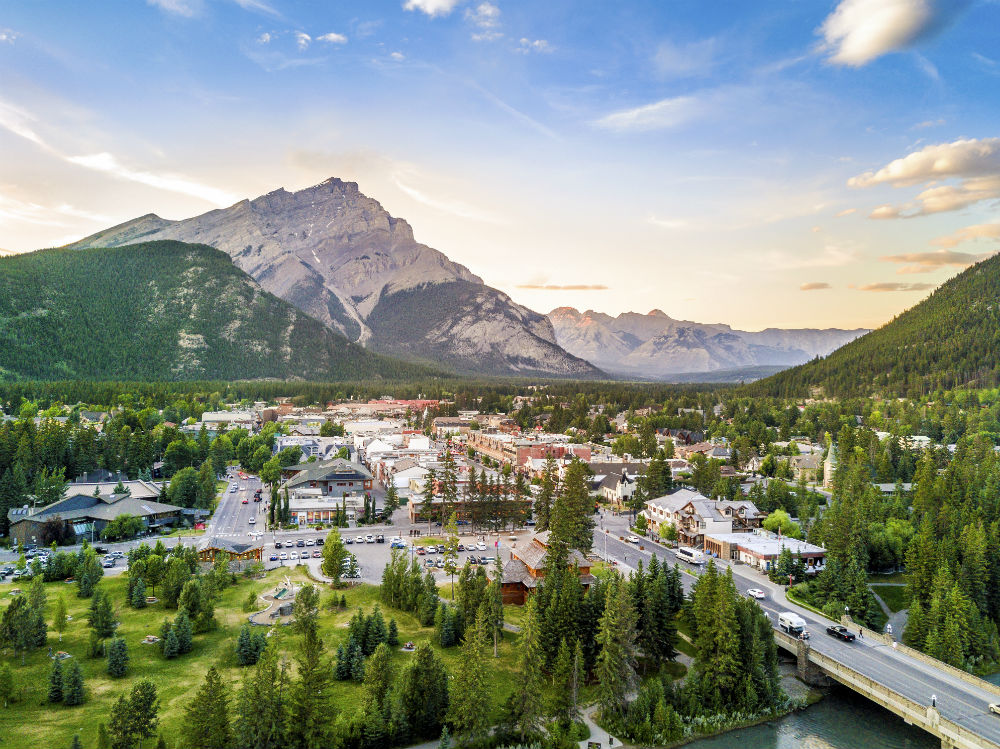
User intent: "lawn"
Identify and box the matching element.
[868,571,908,584]
[871,584,910,613]
[0,568,527,749]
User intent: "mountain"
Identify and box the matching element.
[549,307,868,380]
[746,255,1000,398]
[0,241,436,381]
[70,178,600,378]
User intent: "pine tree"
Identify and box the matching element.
[48,658,64,703]
[131,578,147,609]
[396,643,450,741]
[233,642,289,748]
[448,608,492,739]
[549,637,574,723]
[107,637,129,678]
[62,660,85,706]
[595,575,638,719]
[349,638,366,681]
[163,628,179,659]
[388,618,399,647]
[88,587,116,639]
[236,624,257,666]
[362,642,394,710]
[510,597,544,739]
[174,610,193,654]
[182,666,231,749]
[288,627,332,748]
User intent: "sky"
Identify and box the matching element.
[2,0,1000,331]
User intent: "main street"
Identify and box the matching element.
[594,516,1000,747]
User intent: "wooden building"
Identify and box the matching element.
[498,531,594,605]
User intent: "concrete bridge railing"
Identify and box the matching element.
[774,630,999,749]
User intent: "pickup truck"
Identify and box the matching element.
[826,625,856,642]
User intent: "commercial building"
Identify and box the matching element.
[703,529,826,573]
[282,457,373,495]
[498,532,595,605]
[641,488,762,549]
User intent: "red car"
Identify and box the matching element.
[241,499,248,504]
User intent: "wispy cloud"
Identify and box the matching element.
[0,97,237,206]
[390,51,405,61]
[256,32,272,44]
[295,32,311,51]
[403,0,463,18]
[392,170,505,224]
[146,0,202,17]
[800,282,832,291]
[317,32,348,45]
[466,2,502,42]
[835,208,857,217]
[932,223,1000,248]
[765,243,860,269]
[516,38,551,54]
[647,215,688,230]
[652,38,716,78]
[0,28,18,43]
[231,0,281,18]
[517,283,609,291]
[855,281,935,292]
[818,0,970,67]
[879,248,990,274]
[593,95,705,132]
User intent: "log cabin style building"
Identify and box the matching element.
[498,531,595,605]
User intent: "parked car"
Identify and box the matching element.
[826,625,856,642]
[376,534,385,543]
[990,703,1000,715]
[416,547,426,556]
[747,588,766,600]
[305,539,315,546]
[275,542,283,548]
[457,544,465,552]
[296,539,305,547]
[279,552,288,560]
[479,556,492,565]
[289,552,299,560]
[269,554,278,561]
[312,550,322,558]
[436,559,445,568]
[102,560,115,568]
[345,537,353,544]
[424,559,435,567]
[355,537,365,544]
[315,538,324,546]
[365,534,375,544]
[476,542,486,551]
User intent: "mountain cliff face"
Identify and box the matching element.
[70,179,600,378]
[549,307,868,380]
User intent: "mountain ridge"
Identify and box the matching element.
[70,178,600,378]
[0,240,436,382]
[549,306,868,380]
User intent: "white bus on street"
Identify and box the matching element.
[676,546,705,565]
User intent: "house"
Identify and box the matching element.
[703,530,826,573]
[197,536,263,565]
[8,481,183,546]
[282,458,374,496]
[498,532,595,605]
[641,488,762,549]
[788,453,822,481]
[590,463,646,508]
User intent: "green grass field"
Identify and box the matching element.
[0,569,525,748]
[870,584,910,613]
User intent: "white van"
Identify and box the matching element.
[778,611,808,638]
[676,547,705,565]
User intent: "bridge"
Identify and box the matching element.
[596,529,1000,749]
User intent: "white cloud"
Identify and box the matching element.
[855,281,935,292]
[256,32,272,44]
[593,95,704,132]
[764,243,860,269]
[818,0,969,67]
[879,248,991,274]
[317,32,348,44]
[516,38,551,54]
[932,223,1000,248]
[466,2,501,41]
[801,282,832,291]
[403,0,463,18]
[392,169,505,224]
[851,137,1000,217]
[66,153,238,206]
[835,208,857,217]
[390,51,405,61]
[0,29,18,43]
[653,38,716,78]
[647,215,688,230]
[295,32,311,51]
[146,0,202,17]
[231,0,281,18]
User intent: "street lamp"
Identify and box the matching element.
[845,606,850,621]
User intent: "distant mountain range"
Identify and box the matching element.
[71,178,600,378]
[549,307,868,380]
[747,254,1000,398]
[0,241,433,381]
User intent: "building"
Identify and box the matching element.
[703,530,826,573]
[498,532,595,605]
[197,536,263,565]
[8,481,183,546]
[468,431,591,468]
[432,417,472,439]
[282,458,374,496]
[591,463,646,508]
[641,488,762,548]
[788,453,822,481]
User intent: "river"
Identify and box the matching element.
[687,683,938,749]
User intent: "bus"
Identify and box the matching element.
[676,547,705,565]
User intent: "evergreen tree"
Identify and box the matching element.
[88,587,116,639]
[363,642,394,711]
[130,578,147,609]
[107,637,130,678]
[182,667,231,749]
[595,575,638,719]
[174,610,193,654]
[448,609,492,739]
[62,660,85,706]
[163,628,179,659]
[233,642,289,749]
[509,597,544,740]
[48,658,64,703]
[54,595,68,641]
[388,618,399,647]
[392,643,450,741]
[288,627,332,749]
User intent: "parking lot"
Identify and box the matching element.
[264,531,514,584]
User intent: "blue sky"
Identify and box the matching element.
[2,0,1000,330]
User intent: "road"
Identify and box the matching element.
[208,470,265,542]
[595,526,1000,747]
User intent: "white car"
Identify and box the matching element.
[476,542,486,551]
[627,536,640,544]
[990,702,1000,715]
[365,534,375,543]
[305,539,315,546]
[279,552,288,560]
[248,517,255,525]
[747,588,767,600]
[289,552,299,560]
[355,537,365,544]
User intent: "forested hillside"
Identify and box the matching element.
[0,241,433,381]
[746,254,1000,398]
